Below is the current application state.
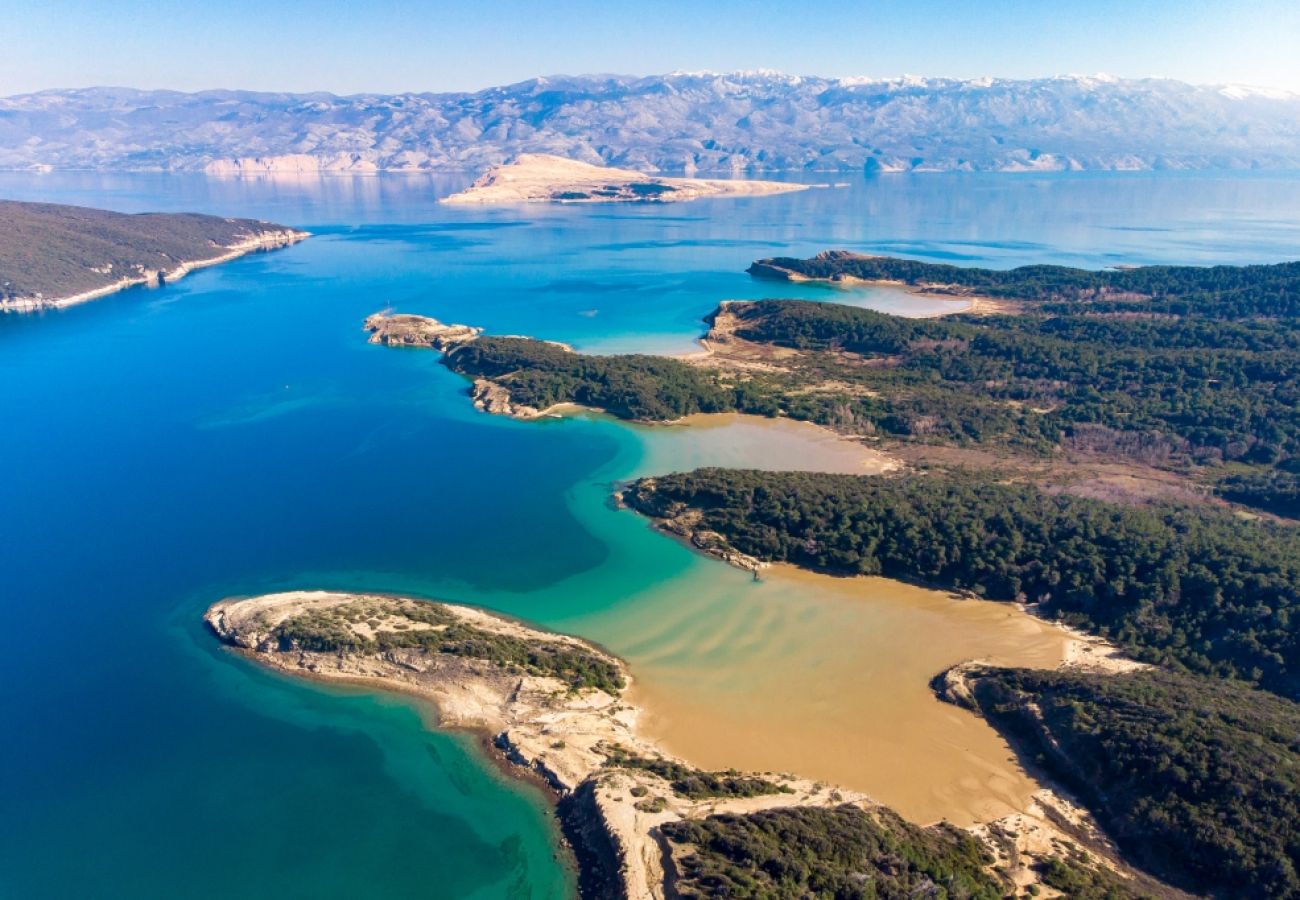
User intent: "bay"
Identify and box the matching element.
[4,170,1300,897]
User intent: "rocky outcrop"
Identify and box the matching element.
[747,250,899,286]
[744,259,810,282]
[469,378,546,419]
[931,660,982,711]
[363,312,482,350]
[621,481,769,576]
[362,313,575,420]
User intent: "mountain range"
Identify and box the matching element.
[3,72,1300,174]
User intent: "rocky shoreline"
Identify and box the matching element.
[614,483,770,576]
[364,310,586,420]
[205,591,866,900]
[363,311,482,349]
[2,225,308,313]
[204,591,1167,898]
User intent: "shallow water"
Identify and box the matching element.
[629,412,898,475]
[536,414,1065,825]
[5,170,1300,896]
[605,566,1067,825]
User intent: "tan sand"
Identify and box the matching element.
[632,412,900,476]
[586,563,1074,827]
[208,590,1148,896]
[442,154,808,205]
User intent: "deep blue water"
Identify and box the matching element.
[4,171,1300,898]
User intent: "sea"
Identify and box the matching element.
[4,170,1300,899]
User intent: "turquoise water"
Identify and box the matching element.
[5,171,1300,898]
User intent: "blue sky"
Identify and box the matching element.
[3,0,1299,95]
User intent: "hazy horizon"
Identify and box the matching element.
[6,69,1299,100]
[4,0,1299,96]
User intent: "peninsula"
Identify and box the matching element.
[0,200,307,313]
[206,591,1159,899]
[441,154,808,205]
[361,246,1300,895]
[389,250,1300,522]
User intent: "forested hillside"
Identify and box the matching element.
[716,296,1300,466]
[624,469,1300,699]
[661,805,1007,899]
[752,252,1300,314]
[953,667,1300,897]
[0,200,302,310]
[442,253,1300,515]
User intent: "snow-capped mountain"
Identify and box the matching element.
[3,72,1299,174]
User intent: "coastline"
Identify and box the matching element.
[607,555,1162,893]
[747,257,1018,315]
[205,588,1158,898]
[205,591,865,900]
[627,493,1143,681]
[1,227,308,314]
[351,309,1167,892]
[632,412,900,477]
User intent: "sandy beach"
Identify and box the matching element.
[630,411,900,475]
[207,583,1147,898]
[748,254,1019,315]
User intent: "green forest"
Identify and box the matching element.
[661,805,1006,900]
[443,336,739,420]
[624,469,1299,699]
[958,667,1300,897]
[751,253,1300,316]
[444,256,1300,515]
[600,745,787,800]
[718,297,1300,469]
[271,600,624,693]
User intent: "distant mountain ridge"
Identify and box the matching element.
[3,72,1300,174]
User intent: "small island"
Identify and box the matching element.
[0,199,308,313]
[363,311,482,349]
[441,154,809,205]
